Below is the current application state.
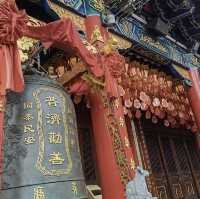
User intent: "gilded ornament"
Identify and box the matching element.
[34,186,45,199]
[124,136,130,148]
[114,99,120,109]
[48,132,63,144]
[24,113,34,121]
[17,36,38,63]
[103,36,119,54]
[46,113,61,125]
[49,152,65,165]
[109,33,132,49]
[45,96,58,107]
[89,0,105,12]
[130,158,135,170]
[0,99,5,112]
[71,182,78,195]
[24,136,36,145]
[24,101,33,109]
[140,35,168,53]
[91,25,104,44]
[119,117,125,127]
[24,124,35,133]
[47,0,85,31]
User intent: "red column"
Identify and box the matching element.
[188,69,200,149]
[0,96,5,188]
[85,16,125,199]
[89,93,125,199]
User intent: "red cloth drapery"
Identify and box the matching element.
[0,1,27,95]
[0,1,104,97]
[23,19,104,77]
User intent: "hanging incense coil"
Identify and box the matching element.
[135,110,142,119]
[145,111,151,119]
[124,99,132,108]
[141,102,148,111]
[152,116,158,124]
[153,97,160,107]
[134,99,141,109]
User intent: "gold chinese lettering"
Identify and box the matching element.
[24,136,36,145]
[71,182,78,196]
[24,101,33,109]
[48,132,62,144]
[24,114,33,121]
[34,186,45,199]
[46,113,61,125]
[24,124,35,133]
[45,96,57,107]
[49,152,65,165]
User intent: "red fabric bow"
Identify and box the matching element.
[0,1,27,96]
[0,1,27,44]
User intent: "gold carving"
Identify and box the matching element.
[17,36,38,63]
[173,64,190,79]
[140,35,168,53]
[89,0,105,12]
[130,158,135,170]
[46,113,61,125]
[24,114,34,121]
[124,136,130,148]
[91,25,104,44]
[48,132,62,144]
[109,33,132,49]
[119,117,125,127]
[24,101,33,109]
[24,125,35,133]
[71,182,78,196]
[192,56,200,67]
[24,136,36,145]
[49,152,65,165]
[34,186,45,199]
[0,99,5,112]
[114,99,120,109]
[47,1,85,31]
[45,96,58,107]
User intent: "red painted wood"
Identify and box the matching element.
[188,69,200,149]
[89,92,125,199]
[85,15,125,199]
[0,110,4,188]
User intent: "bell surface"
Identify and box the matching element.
[0,75,87,199]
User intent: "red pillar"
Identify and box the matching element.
[85,16,125,199]
[188,69,200,149]
[89,93,125,199]
[0,96,5,188]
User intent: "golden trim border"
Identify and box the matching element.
[34,87,73,176]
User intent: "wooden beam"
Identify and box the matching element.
[58,60,87,85]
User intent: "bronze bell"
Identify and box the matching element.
[0,75,87,199]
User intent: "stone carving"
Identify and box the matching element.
[126,167,157,199]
